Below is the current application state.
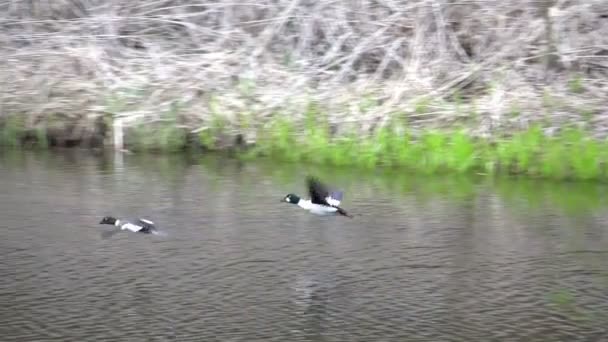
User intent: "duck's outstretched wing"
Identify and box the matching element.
[306,176,343,206]
[307,176,330,205]
[138,218,154,225]
[135,218,156,230]
[326,190,343,207]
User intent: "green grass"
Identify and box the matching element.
[0,115,25,147]
[0,115,49,149]
[197,109,229,151]
[127,123,187,152]
[3,103,608,183]
[123,100,188,153]
[568,74,585,94]
[243,115,608,182]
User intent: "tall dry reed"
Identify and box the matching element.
[0,0,607,144]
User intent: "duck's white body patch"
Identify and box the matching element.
[298,199,338,215]
[121,222,144,232]
[139,218,154,225]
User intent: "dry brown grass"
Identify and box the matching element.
[0,0,607,144]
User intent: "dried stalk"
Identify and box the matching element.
[0,0,606,141]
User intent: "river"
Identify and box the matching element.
[1,149,607,341]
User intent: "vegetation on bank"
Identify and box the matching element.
[2,106,608,182]
[242,116,608,182]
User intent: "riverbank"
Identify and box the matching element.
[1,1,607,181]
[2,110,608,182]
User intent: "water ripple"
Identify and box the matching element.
[1,152,608,341]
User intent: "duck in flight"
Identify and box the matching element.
[282,176,353,218]
[99,216,158,236]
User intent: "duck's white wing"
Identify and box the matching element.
[325,190,343,206]
[138,218,154,225]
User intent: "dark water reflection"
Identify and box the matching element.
[1,149,608,341]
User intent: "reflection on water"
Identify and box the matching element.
[1,149,608,341]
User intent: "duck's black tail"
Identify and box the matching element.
[336,206,354,218]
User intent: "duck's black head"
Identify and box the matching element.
[99,216,117,225]
[282,193,300,204]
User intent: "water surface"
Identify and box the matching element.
[1,150,608,341]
